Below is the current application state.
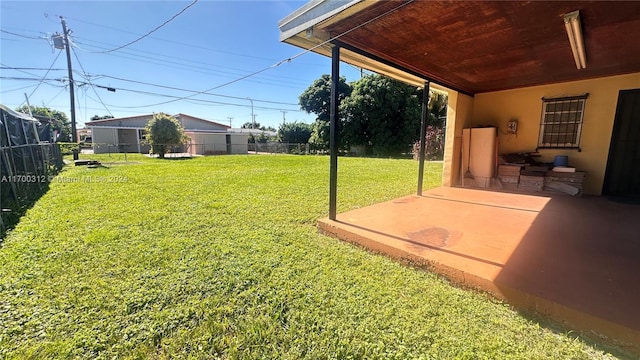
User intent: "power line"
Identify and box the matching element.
[1,99,144,116]
[116,0,415,103]
[71,46,113,117]
[0,76,65,81]
[57,15,295,64]
[54,0,413,110]
[95,0,198,53]
[83,73,299,106]
[70,41,309,90]
[24,51,63,104]
[45,87,68,107]
[1,66,67,71]
[1,84,40,94]
[8,52,63,107]
[71,79,303,112]
[120,62,294,109]
[0,29,43,40]
[3,2,410,117]
[0,62,66,88]
[70,37,311,88]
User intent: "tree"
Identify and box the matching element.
[428,92,448,127]
[299,74,352,122]
[15,105,71,142]
[299,75,352,152]
[241,121,260,129]
[145,113,186,158]
[413,125,446,161]
[414,90,448,160]
[308,120,330,152]
[91,114,114,121]
[241,122,275,132]
[278,122,312,144]
[248,132,275,144]
[415,89,448,127]
[298,74,447,155]
[340,74,421,155]
[243,121,276,144]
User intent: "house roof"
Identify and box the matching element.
[229,128,278,137]
[85,114,151,125]
[85,113,230,129]
[174,113,230,129]
[279,1,640,95]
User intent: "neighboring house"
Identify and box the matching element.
[279,1,640,198]
[86,113,249,155]
[230,128,278,138]
[77,128,91,142]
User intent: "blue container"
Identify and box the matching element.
[553,155,569,167]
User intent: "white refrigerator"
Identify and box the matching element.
[462,127,497,188]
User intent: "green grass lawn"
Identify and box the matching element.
[0,154,618,359]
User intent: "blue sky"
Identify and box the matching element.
[0,0,363,129]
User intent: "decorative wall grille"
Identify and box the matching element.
[537,94,588,150]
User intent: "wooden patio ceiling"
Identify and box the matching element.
[287,1,640,95]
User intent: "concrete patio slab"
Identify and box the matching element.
[318,187,640,354]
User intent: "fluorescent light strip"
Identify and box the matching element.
[564,11,586,69]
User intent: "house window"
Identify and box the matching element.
[537,94,588,150]
[138,129,148,140]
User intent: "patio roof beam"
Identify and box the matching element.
[329,44,340,220]
[417,81,430,196]
[332,39,474,97]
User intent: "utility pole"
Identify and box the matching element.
[251,114,258,154]
[60,17,78,160]
[227,116,233,127]
[247,98,255,129]
[280,111,287,127]
[23,93,34,117]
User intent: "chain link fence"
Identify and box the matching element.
[1,143,63,232]
[86,142,249,156]
[249,142,309,154]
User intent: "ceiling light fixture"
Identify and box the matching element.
[564,10,586,69]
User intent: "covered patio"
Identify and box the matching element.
[319,187,640,353]
[280,0,640,354]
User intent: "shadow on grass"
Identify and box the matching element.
[328,232,635,358]
[146,153,195,160]
[155,157,194,161]
[0,182,51,242]
[515,310,637,360]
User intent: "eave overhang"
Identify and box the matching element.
[279,1,640,96]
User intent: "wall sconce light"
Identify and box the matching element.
[564,10,586,69]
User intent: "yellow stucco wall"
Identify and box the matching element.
[471,72,640,195]
[442,90,474,187]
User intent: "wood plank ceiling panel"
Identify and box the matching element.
[323,1,640,93]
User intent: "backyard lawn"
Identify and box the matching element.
[0,154,618,359]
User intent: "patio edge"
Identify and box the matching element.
[317,217,640,356]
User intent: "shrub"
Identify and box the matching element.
[58,142,81,155]
[145,113,186,158]
[413,126,445,161]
